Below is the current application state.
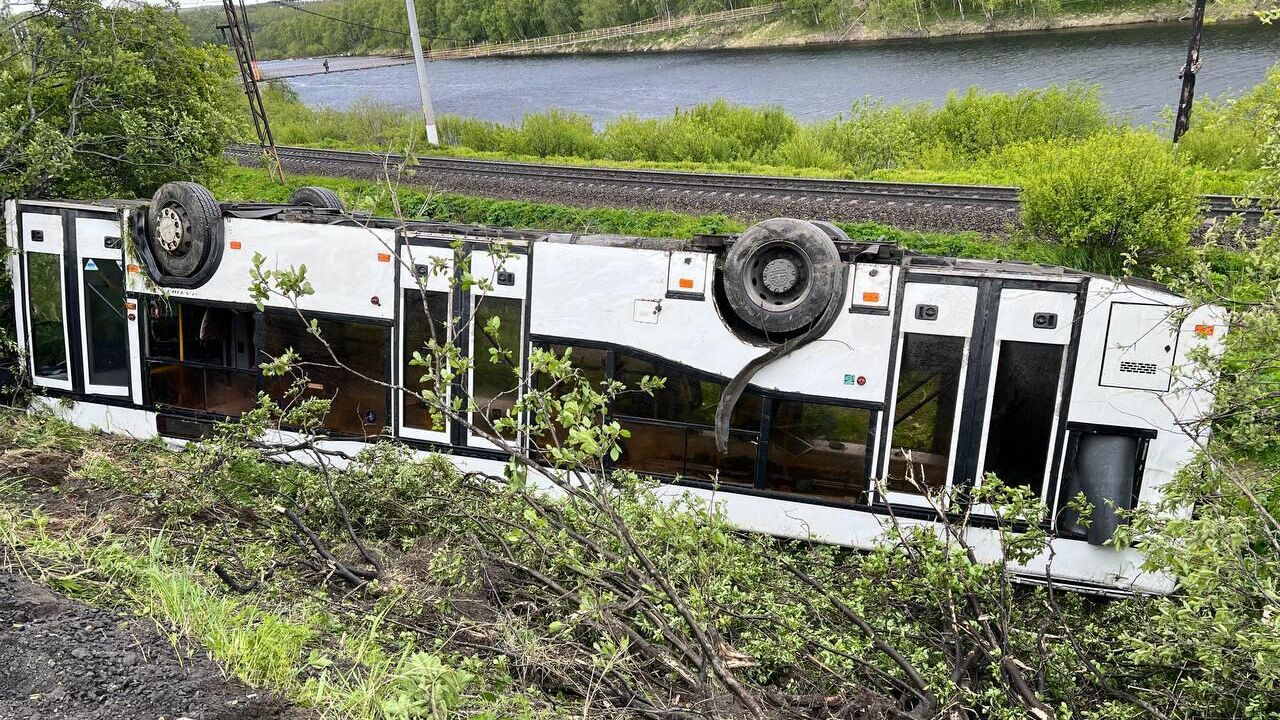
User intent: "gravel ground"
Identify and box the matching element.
[259,156,1024,234]
[0,572,302,720]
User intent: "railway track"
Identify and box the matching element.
[227,144,1265,221]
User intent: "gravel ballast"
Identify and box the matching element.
[0,572,302,720]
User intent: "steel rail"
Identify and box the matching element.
[227,143,1267,219]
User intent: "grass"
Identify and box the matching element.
[257,73,1280,197]
[0,413,533,720]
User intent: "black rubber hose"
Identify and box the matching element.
[714,263,850,454]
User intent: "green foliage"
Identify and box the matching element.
[1177,63,1280,173]
[179,0,780,58]
[260,80,1264,195]
[1020,130,1203,263]
[0,0,243,199]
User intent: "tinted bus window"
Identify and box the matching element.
[612,353,761,430]
[766,401,871,500]
[982,341,1064,496]
[262,314,389,436]
[27,253,68,380]
[471,297,524,439]
[83,258,129,388]
[887,333,965,494]
[532,344,608,451]
[145,300,257,417]
[402,289,451,433]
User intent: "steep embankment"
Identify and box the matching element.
[180,0,1271,60]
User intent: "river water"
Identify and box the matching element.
[263,21,1279,126]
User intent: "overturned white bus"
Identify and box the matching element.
[4,183,1224,594]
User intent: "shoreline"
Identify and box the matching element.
[261,4,1268,63]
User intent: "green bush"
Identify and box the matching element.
[253,75,1270,193]
[508,109,598,158]
[928,85,1109,156]
[1020,131,1203,262]
[1177,65,1279,173]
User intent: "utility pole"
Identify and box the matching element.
[1173,0,1207,143]
[221,0,285,180]
[404,0,439,146]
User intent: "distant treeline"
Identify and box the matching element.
[180,0,1164,60]
[182,0,777,59]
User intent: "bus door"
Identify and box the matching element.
[74,216,133,399]
[880,275,1081,509]
[19,208,75,393]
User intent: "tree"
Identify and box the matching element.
[0,0,243,200]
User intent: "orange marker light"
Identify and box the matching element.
[229,240,243,250]
[1195,324,1215,336]
[126,264,140,273]
[862,291,881,303]
[678,277,694,289]
[377,253,392,263]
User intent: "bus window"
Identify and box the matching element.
[766,401,871,501]
[613,354,762,486]
[612,353,761,430]
[27,253,69,381]
[82,258,129,389]
[146,300,257,416]
[402,289,451,433]
[262,314,389,436]
[887,333,965,494]
[471,296,523,440]
[982,341,1064,497]
[531,344,607,451]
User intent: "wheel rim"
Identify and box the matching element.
[155,205,192,256]
[745,241,811,310]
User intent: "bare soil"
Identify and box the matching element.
[0,571,303,720]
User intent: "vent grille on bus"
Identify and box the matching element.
[1119,360,1159,375]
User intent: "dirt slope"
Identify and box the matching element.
[0,572,302,720]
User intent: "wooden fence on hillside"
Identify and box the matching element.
[427,3,783,61]
[260,3,784,79]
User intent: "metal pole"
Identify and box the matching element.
[404,0,439,146]
[1173,0,1207,143]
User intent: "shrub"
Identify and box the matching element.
[929,85,1109,156]
[1020,131,1203,262]
[437,115,513,152]
[507,109,599,158]
[1178,65,1279,173]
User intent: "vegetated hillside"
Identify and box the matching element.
[178,0,1212,59]
[181,0,780,58]
[257,71,1278,195]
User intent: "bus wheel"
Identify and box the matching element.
[146,182,223,279]
[288,186,344,211]
[720,218,843,335]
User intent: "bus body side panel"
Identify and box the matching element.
[1065,280,1225,519]
[127,217,398,321]
[529,241,892,405]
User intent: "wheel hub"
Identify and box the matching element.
[761,258,799,294]
[156,206,185,253]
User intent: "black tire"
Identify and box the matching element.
[721,218,843,334]
[147,182,223,279]
[288,186,344,211]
